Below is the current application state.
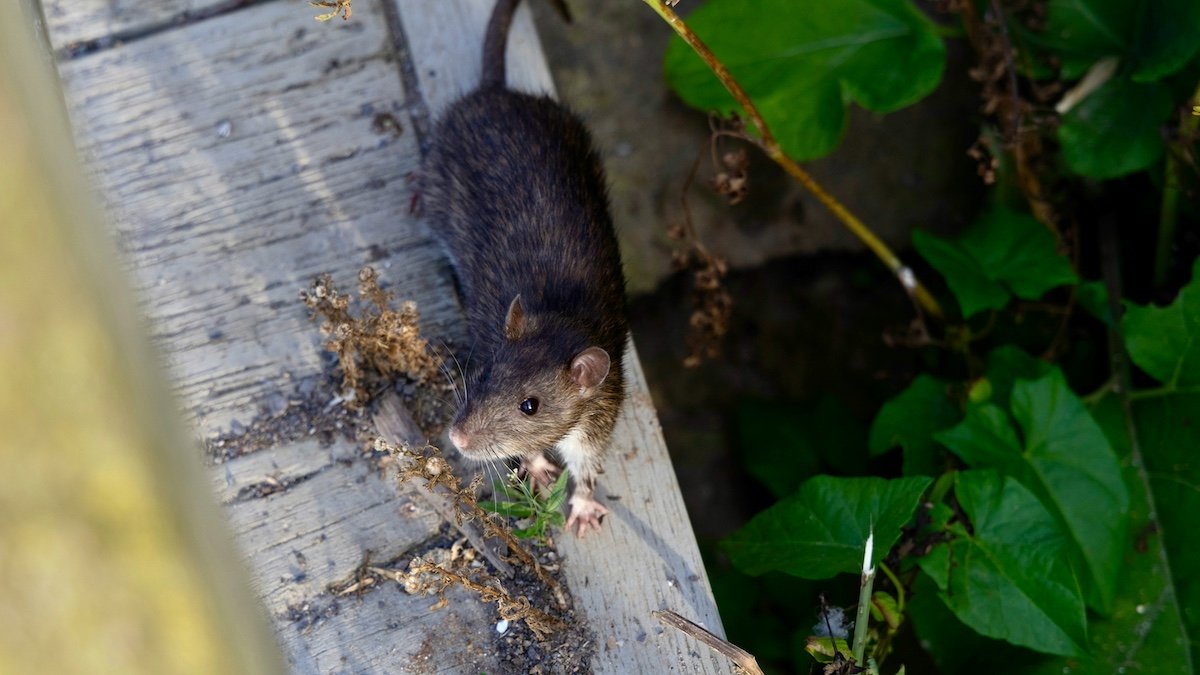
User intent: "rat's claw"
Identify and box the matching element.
[566,495,608,538]
[520,454,561,489]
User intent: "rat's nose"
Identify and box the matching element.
[448,426,470,451]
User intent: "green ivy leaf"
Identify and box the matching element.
[722,475,931,578]
[918,470,1088,656]
[908,572,1035,673]
[1128,0,1200,82]
[868,374,961,476]
[981,345,1053,409]
[1039,0,1136,78]
[1021,0,1199,82]
[1132,393,1200,665]
[1058,75,1173,179]
[913,208,1078,318]
[1016,396,1196,674]
[936,369,1129,613]
[663,0,945,161]
[1122,257,1200,388]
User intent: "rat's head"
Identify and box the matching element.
[447,295,611,462]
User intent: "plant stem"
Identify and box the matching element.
[642,0,945,321]
[1154,80,1200,291]
[878,562,905,613]
[852,529,876,665]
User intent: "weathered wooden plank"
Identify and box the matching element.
[216,438,443,617]
[42,0,226,52]
[56,0,465,435]
[276,584,505,675]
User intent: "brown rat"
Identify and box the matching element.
[422,0,627,536]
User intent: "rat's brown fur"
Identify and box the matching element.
[422,0,627,536]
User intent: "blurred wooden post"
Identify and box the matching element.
[0,6,286,674]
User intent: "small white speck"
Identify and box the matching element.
[897,266,917,291]
[1136,604,1148,614]
[495,619,509,634]
[215,119,233,138]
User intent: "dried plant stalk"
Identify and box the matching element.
[301,267,442,405]
[381,439,568,609]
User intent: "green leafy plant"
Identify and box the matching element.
[479,470,568,543]
[663,0,946,161]
[652,0,1200,671]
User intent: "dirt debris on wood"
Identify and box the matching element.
[290,267,595,672]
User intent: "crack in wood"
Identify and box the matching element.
[378,0,432,154]
[54,0,278,61]
[229,464,326,503]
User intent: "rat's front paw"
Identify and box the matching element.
[520,453,561,489]
[566,494,608,537]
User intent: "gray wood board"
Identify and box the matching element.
[45,0,247,53]
[48,0,732,671]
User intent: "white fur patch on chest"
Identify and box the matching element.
[554,425,590,463]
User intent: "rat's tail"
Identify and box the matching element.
[480,0,571,90]
[480,0,521,89]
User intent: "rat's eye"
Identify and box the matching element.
[519,397,539,415]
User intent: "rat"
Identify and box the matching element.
[422,0,627,536]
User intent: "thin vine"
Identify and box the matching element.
[641,0,946,321]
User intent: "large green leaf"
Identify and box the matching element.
[1122,257,1200,388]
[1016,396,1195,674]
[936,369,1129,612]
[981,345,1053,409]
[1058,75,1173,179]
[1038,0,1136,78]
[918,470,1087,656]
[913,208,1078,318]
[663,0,945,161]
[1133,393,1200,666]
[722,475,931,578]
[908,572,1045,673]
[1034,0,1200,81]
[1128,0,1200,81]
[867,374,961,476]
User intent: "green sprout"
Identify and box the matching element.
[478,469,568,543]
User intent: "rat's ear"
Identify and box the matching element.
[571,347,610,392]
[504,295,525,341]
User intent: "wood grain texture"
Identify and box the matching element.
[48,0,733,670]
[56,0,465,434]
[42,0,226,52]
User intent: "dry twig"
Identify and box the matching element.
[301,267,442,406]
[653,610,763,675]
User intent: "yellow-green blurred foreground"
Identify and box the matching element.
[0,9,285,674]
